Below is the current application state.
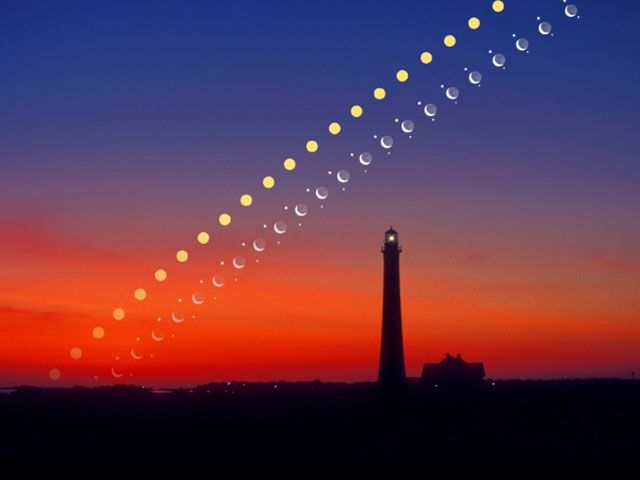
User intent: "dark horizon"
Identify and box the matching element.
[4,375,639,392]
[2,378,639,464]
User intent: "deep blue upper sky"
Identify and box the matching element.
[1,0,639,245]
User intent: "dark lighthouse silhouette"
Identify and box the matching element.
[378,227,406,387]
[377,226,486,388]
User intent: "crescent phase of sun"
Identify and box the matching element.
[191,293,204,305]
[130,349,143,360]
[151,330,164,342]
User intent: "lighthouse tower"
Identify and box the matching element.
[378,227,406,387]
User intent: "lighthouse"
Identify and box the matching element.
[378,227,406,387]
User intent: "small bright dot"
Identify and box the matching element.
[197,231,210,244]
[420,51,433,64]
[283,158,296,171]
[444,35,457,47]
[93,326,105,339]
[70,347,82,360]
[396,69,409,82]
[492,1,504,13]
[350,105,363,117]
[49,368,61,381]
[328,122,341,135]
[373,87,386,100]
[154,268,167,282]
[306,140,318,153]
[468,17,480,29]
[240,194,253,207]
[218,213,231,226]
[113,308,125,321]
[176,249,189,262]
[134,288,147,301]
[262,176,275,189]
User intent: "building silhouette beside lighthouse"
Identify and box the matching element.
[377,226,486,388]
[378,227,406,387]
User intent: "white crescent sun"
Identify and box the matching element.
[151,330,164,342]
[191,293,204,305]
[111,367,123,378]
[380,135,393,149]
[130,348,143,360]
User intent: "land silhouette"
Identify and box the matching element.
[0,379,638,464]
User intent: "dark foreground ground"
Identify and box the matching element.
[1,379,638,464]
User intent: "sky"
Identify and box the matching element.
[1,0,639,386]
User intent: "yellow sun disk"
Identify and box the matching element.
[93,326,105,339]
[306,140,318,153]
[396,69,409,82]
[218,213,231,226]
[154,268,167,282]
[113,308,125,321]
[492,1,504,13]
[197,231,210,244]
[420,51,433,64]
[373,87,386,100]
[328,122,341,135]
[262,176,275,189]
[134,288,147,301]
[283,157,296,171]
[350,105,363,118]
[70,347,82,360]
[240,194,253,207]
[176,249,189,262]
[444,35,456,47]
[468,17,480,30]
